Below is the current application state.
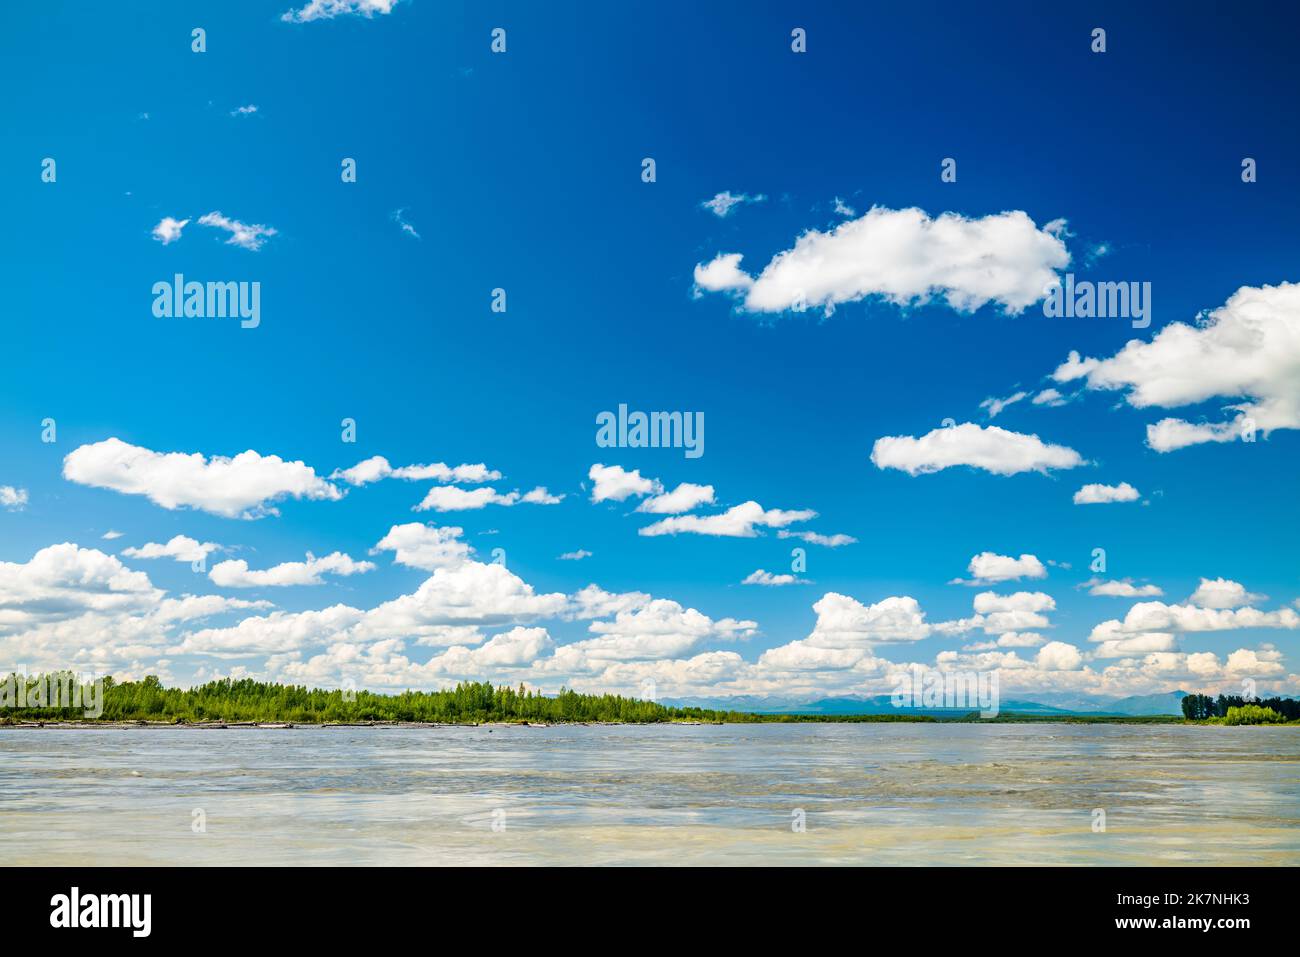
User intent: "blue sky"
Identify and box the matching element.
[2,0,1298,702]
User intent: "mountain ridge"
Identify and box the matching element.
[662,690,1190,716]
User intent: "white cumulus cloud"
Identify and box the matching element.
[63,438,341,519]
[1052,281,1300,451]
[413,485,559,512]
[742,569,809,586]
[209,552,375,588]
[959,552,1047,584]
[639,501,815,538]
[1085,578,1163,598]
[0,486,28,511]
[151,216,189,245]
[1036,641,1083,671]
[636,482,715,514]
[1188,577,1266,609]
[122,535,222,564]
[331,455,501,486]
[1073,482,1139,505]
[871,423,1085,476]
[588,464,660,503]
[371,523,472,571]
[693,207,1069,316]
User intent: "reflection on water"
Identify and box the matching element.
[2,723,1297,865]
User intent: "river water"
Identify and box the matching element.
[3,723,1297,865]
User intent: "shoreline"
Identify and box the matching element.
[7,677,1286,727]
[1,719,557,730]
[1,715,1288,729]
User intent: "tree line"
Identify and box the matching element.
[0,673,931,725]
[1181,692,1298,723]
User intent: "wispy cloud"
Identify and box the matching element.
[197,211,278,251]
[391,208,420,239]
[1031,388,1070,408]
[700,190,765,218]
[281,0,400,23]
[980,391,1029,418]
[778,530,856,548]
[1083,241,1111,267]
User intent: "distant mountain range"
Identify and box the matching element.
[662,690,1189,717]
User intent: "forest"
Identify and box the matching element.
[0,673,932,725]
[1181,692,1299,723]
[7,673,1296,725]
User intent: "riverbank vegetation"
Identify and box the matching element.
[0,674,933,725]
[970,713,1183,724]
[1181,693,1298,723]
[1221,704,1285,725]
[3,674,1296,726]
